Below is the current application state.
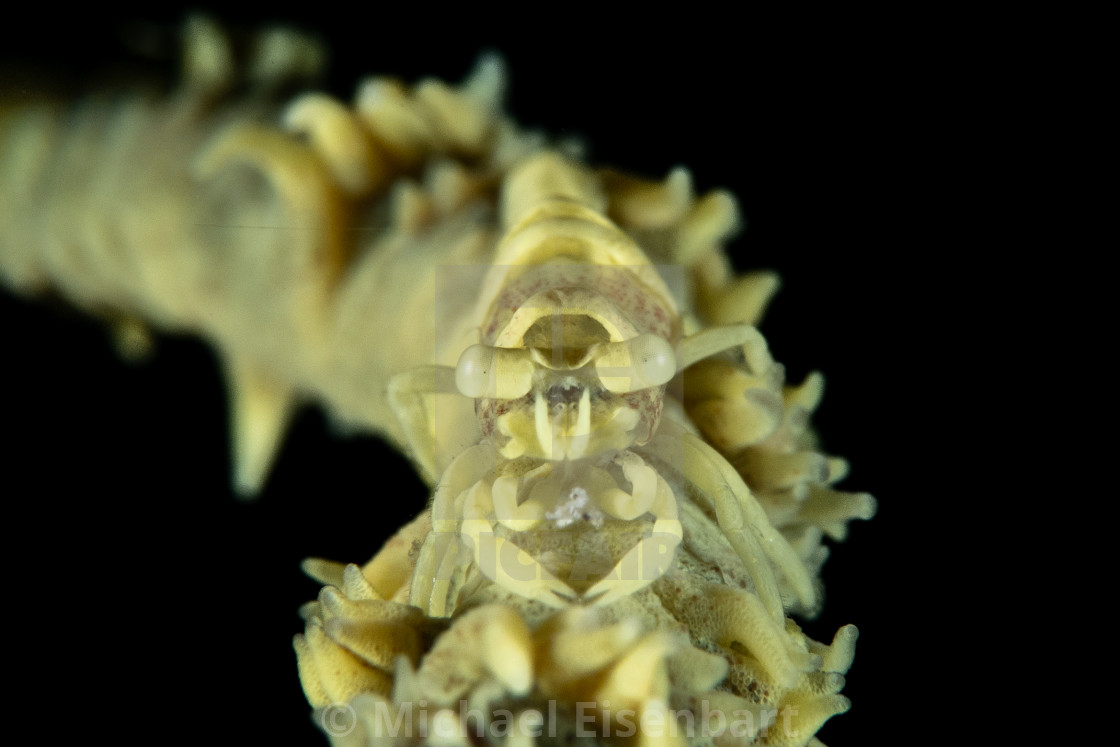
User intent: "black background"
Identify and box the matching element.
[2,5,982,744]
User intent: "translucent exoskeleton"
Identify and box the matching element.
[389,152,820,617]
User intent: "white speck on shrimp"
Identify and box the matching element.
[546,487,604,528]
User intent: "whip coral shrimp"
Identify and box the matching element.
[387,151,829,620]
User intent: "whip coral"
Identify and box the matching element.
[1,13,881,746]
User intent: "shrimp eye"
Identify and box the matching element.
[593,334,676,394]
[455,345,535,399]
